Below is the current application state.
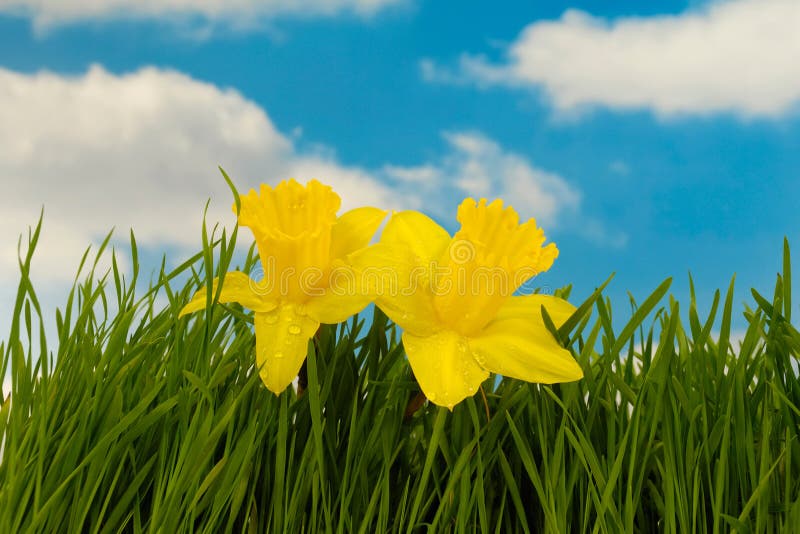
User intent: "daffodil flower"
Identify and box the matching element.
[357,198,583,409]
[180,179,385,394]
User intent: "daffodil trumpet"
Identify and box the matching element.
[180,179,385,394]
[356,198,583,409]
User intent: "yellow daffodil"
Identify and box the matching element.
[180,179,385,394]
[357,198,583,409]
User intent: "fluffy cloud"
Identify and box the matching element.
[382,131,626,247]
[384,131,580,227]
[0,64,402,291]
[424,0,800,117]
[0,0,404,30]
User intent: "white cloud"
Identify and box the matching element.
[426,0,800,117]
[382,131,626,248]
[0,64,403,297]
[382,163,439,184]
[0,0,405,31]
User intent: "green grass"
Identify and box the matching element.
[1,218,799,533]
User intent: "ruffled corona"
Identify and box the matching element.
[433,198,559,336]
[238,179,342,301]
[454,198,558,277]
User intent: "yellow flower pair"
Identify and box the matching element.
[180,179,583,408]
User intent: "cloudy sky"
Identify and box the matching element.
[1,0,799,354]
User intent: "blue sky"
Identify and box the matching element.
[1,0,799,348]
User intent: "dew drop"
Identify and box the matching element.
[274,351,285,359]
[288,324,302,335]
[264,313,279,324]
[427,392,437,401]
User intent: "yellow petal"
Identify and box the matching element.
[302,261,373,324]
[254,304,320,394]
[179,271,277,317]
[403,330,489,409]
[330,207,387,261]
[504,294,577,327]
[468,295,582,384]
[381,210,451,263]
[350,242,441,336]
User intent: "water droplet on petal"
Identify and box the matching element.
[274,351,285,359]
[288,324,302,335]
[427,392,437,401]
[264,313,278,324]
